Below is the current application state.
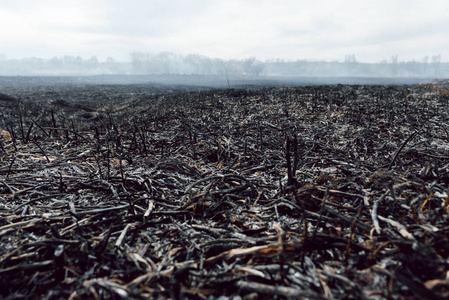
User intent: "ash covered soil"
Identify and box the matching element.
[1,78,449,299]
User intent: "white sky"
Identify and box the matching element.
[1,0,448,63]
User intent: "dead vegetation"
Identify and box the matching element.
[1,80,449,299]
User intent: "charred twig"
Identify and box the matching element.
[311,185,330,245]
[0,260,54,276]
[30,118,50,137]
[292,189,309,244]
[6,155,16,178]
[45,127,92,143]
[10,193,66,212]
[53,245,65,283]
[378,215,414,240]
[33,140,50,163]
[345,202,364,256]
[235,280,326,299]
[75,204,131,217]
[323,205,371,233]
[115,223,134,248]
[0,179,17,194]
[273,223,287,280]
[388,130,419,170]
[371,192,387,235]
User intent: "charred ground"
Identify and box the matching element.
[1,79,449,299]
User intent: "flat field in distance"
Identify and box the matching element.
[1,76,448,299]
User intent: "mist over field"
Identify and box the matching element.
[0,52,447,80]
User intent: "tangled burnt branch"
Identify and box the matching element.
[1,81,449,299]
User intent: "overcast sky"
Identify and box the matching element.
[1,0,448,63]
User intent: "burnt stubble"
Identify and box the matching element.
[1,78,448,299]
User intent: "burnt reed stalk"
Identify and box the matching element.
[285,137,293,188]
[51,110,58,137]
[8,127,17,151]
[106,147,110,180]
[25,123,33,144]
[135,125,147,154]
[92,149,104,180]
[285,135,298,188]
[94,127,101,152]
[61,119,69,143]
[18,113,25,141]
[93,127,104,179]
[6,156,16,178]
[70,120,78,146]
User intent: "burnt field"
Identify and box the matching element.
[1,79,449,299]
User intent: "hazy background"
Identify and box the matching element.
[1,0,448,77]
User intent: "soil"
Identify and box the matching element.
[1,77,449,299]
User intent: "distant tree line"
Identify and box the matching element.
[0,52,446,77]
[0,55,128,76]
[263,54,445,77]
